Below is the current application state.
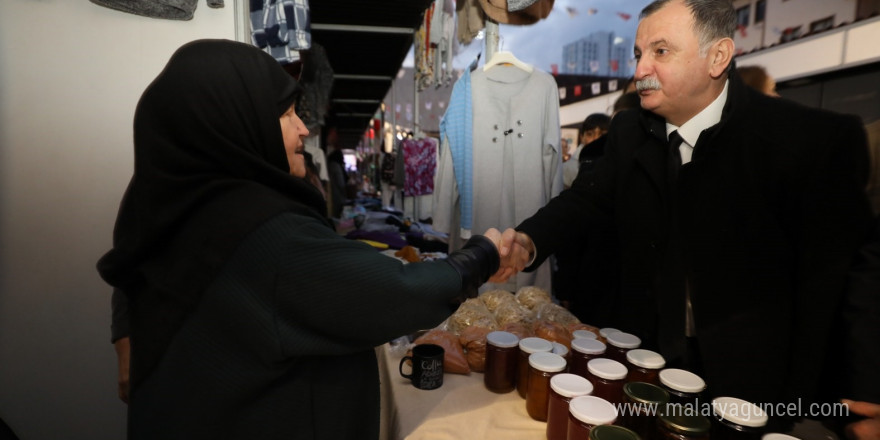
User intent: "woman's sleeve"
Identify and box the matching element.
[272,219,493,357]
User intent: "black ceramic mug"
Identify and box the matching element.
[399,344,445,390]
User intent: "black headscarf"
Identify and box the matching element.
[97,39,330,388]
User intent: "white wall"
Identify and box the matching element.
[0,1,237,438]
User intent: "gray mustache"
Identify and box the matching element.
[636,77,662,91]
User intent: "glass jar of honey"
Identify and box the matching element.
[656,412,712,440]
[588,425,641,440]
[604,331,641,365]
[567,395,618,440]
[484,331,520,393]
[620,381,669,439]
[586,358,628,404]
[710,397,768,440]
[516,337,553,398]
[572,329,598,340]
[626,349,666,385]
[526,352,567,421]
[569,338,606,379]
[659,368,706,409]
[546,373,593,440]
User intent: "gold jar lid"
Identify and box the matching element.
[658,413,712,434]
[623,381,669,405]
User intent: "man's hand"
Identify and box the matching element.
[115,337,131,404]
[489,228,535,283]
[843,400,880,440]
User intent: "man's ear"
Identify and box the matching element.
[709,37,735,78]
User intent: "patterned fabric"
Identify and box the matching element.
[89,0,223,20]
[439,70,474,230]
[401,138,438,196]
[250,0,311,64]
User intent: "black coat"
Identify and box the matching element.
[519,73,873,406]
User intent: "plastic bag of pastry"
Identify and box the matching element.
[532,320,573,349]
[534,302,581,327]
[412,328,471,375]
[459,325,491,372]
[500,321,534,340]
[478,289,517,313]
[515,286,552,310]
[493,300,532,327]
[447,298,498,335]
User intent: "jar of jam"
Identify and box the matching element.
[626,349,666,385]
[586,358,628,404]
[599,328,620,340]
[588,425,641,440]
[517,337,553,398]
[552,342,571,365]
[710,397,768,440]
[620,381,669,439]
[604,331,641,364]
[572,329,598,340]
[656,413,711,440]
[567,395,617,440]
[484,331,520,393]
[526,352,567,421]
[659,368,706,408]
[569,338,606,379]
[546,373,593,440]
[761,434,800,440]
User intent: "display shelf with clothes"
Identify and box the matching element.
[433,50,563,293]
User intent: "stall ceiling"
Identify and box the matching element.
[311,0,434,149]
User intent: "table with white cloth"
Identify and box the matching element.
[377,343,546,440]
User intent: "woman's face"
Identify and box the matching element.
[279,103,310,178]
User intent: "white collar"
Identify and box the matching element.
[666,79,729,145]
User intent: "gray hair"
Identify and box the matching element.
[640,0,736,56]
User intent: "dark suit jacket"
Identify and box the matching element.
[518,73,873,406]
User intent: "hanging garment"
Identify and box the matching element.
[90,0,223,20]
[434,68,474,234]
[435,65,562,292]
[401,138,438,197]
[250,0,310,64]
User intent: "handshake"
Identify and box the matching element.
[481,228,537,284]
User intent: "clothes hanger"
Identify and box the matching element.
[483,50,533,73]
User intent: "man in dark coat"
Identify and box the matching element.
[496,0,874,426]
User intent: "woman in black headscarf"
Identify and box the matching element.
[98,40,501,439]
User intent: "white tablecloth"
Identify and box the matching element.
[377,344,547,440]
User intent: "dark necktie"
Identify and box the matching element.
[668,130,684,180]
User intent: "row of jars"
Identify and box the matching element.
[483,329,794,440]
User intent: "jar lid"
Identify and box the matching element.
[529,352,567,372]
[572,329,598,340]
[598,327,619,338]
[587,358,628,380]
[486,331,519,348]
[762,434,801,440]
[659,368,706,393]
[588,425,640,440]
[571,338,606,355]
[569,395,618,426]
[712,397,768,428]
[605,331,641,349]
[626,349,666,369]
[658,413,711,435]
[622,381,669,405]
[519,337,554,354]
[550,373,593,398]
[551,342,569,357]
